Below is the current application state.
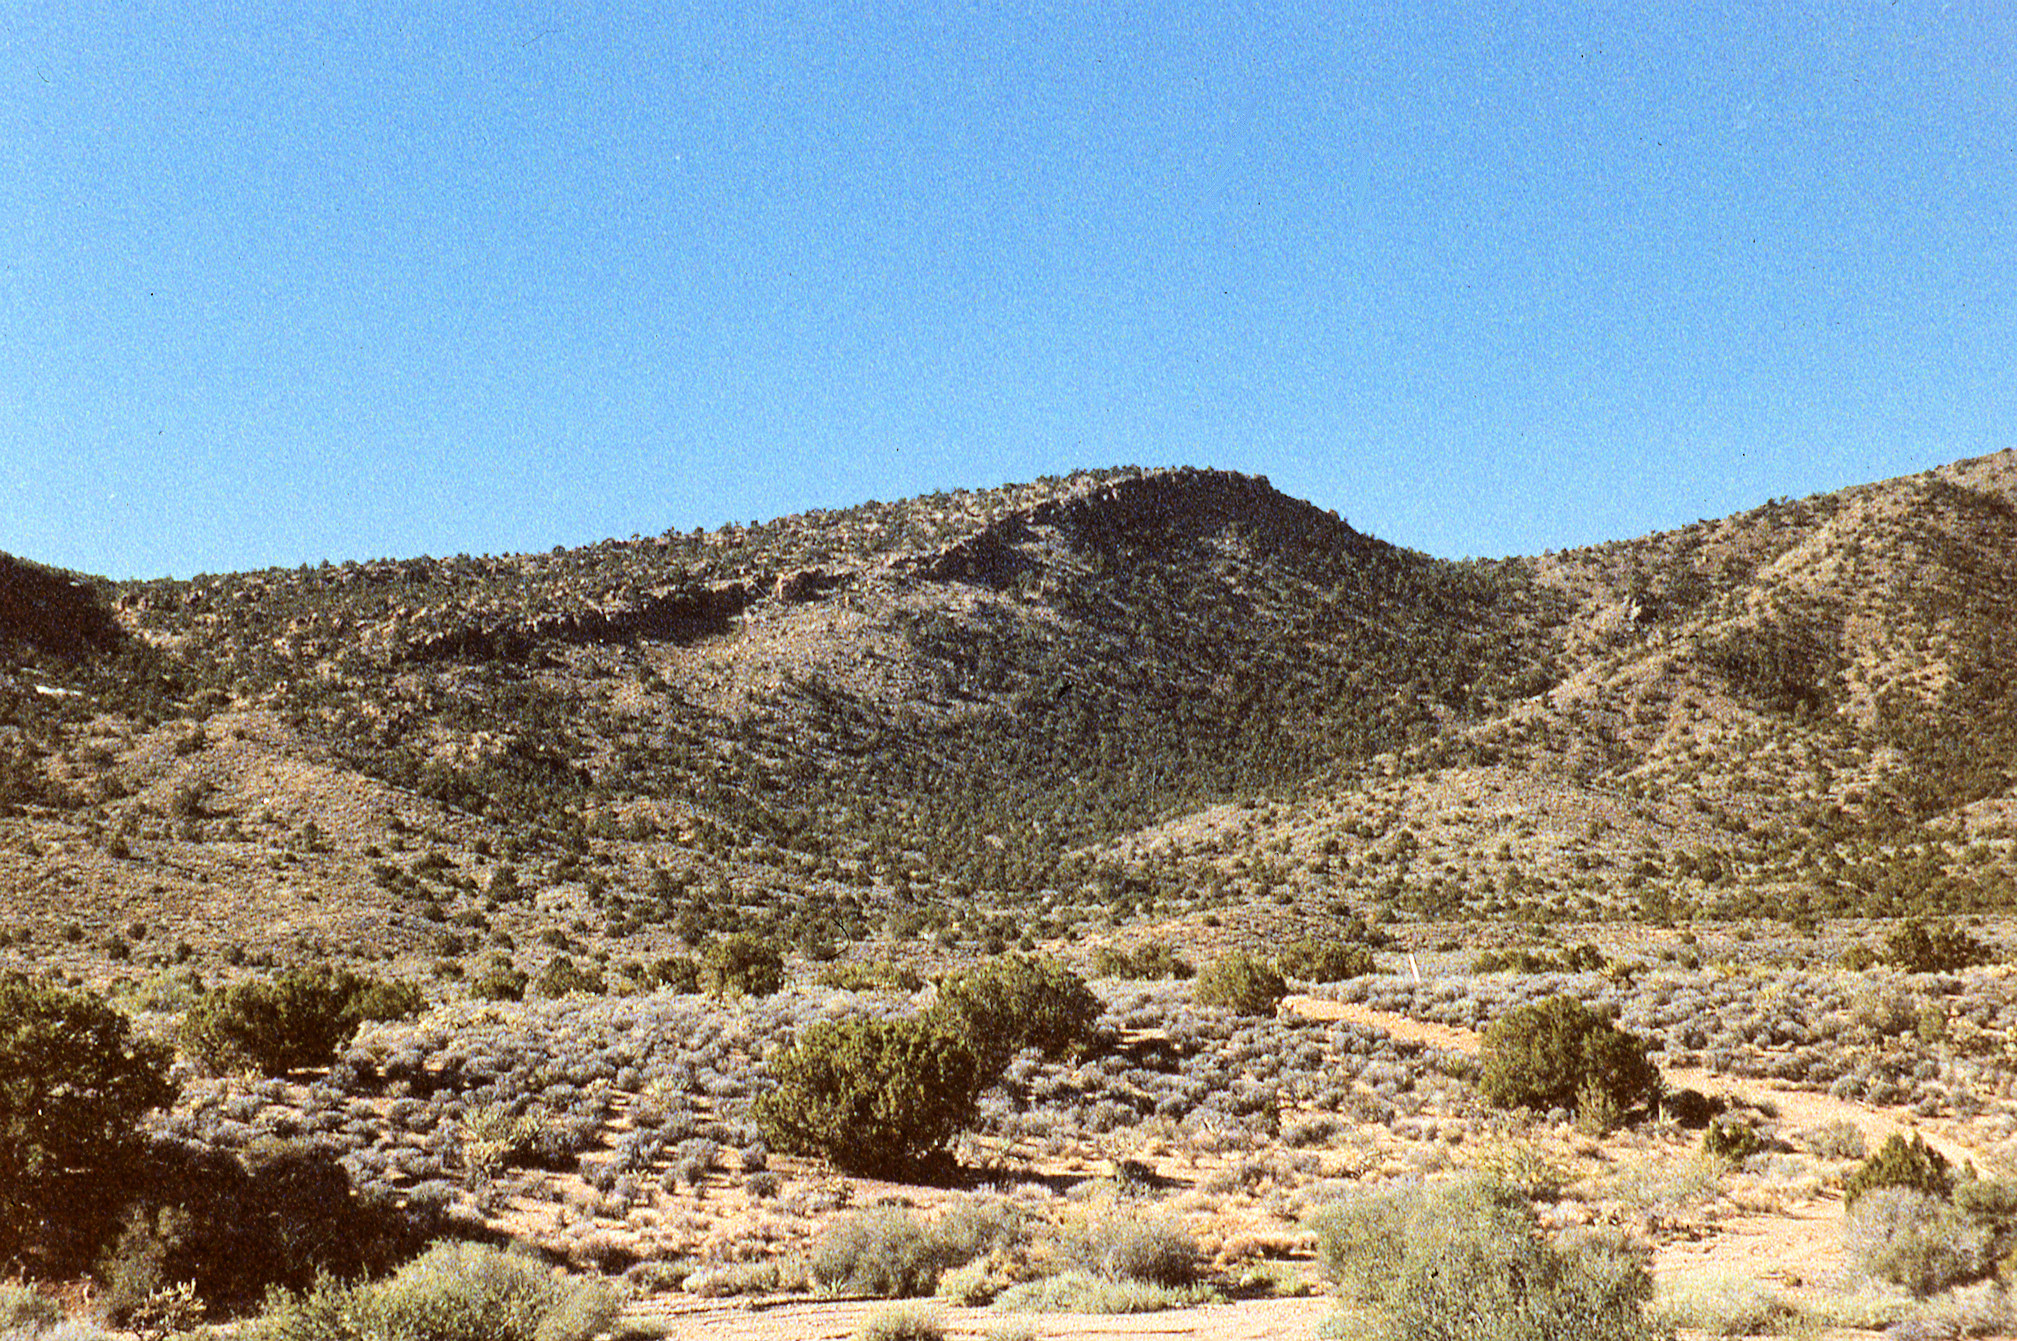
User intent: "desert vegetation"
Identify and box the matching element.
[7,455,2017,1336]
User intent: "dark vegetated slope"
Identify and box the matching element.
[1472,465,2017,917]
[778,471,1558,892]
[110,470,1557,905]
[1,553,188,812]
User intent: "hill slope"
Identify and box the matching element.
[3,454,2015,982]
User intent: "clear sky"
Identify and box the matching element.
[4,4,2012,579]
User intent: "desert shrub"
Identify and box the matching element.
[1308,1185,1414,1303]
[1194,952,1288,1016]
[531,955,605,998]
[1276,939,1376,983]
[0,973,176,1272]
[1701,1115,1763,1163]
[1478,995,1660,1123]
[0,1284,60,1332]
[1068,1212,1199,1287]
[1894,1280,2016,1339]
[467,962,527,1002]
[1885,919,1992,973]
[345,978,426,1022]
[1803,1120,1868,1161]
[1315,1177,1658,1341]
[1472,944,1603,974]
[818,960,924,993]
[648,954,702,992]
[247,1240,617,1341]
[856,1304,944,1341]
[180,967,421,1074]
[989,1272,1218,1313]
[1845,1133,1953,1207]
[98,1136,437,1314]
[755,1015,987,1176]
[701,934,785,998]
[810,1208,970,1298]
[460,1102,548,1177]
[1845,1187,1990,1297]
[1661,1087,1720,1129]
[930,954,1100,1069]
[1648,1275,1800,1336]
[1091,942,1194,980]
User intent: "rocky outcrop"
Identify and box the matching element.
[398,582,752,663]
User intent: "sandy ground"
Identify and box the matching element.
[623,996,1990,1340]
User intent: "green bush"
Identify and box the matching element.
[1275,939,1376,983]
[248,1241,617,1341]
[1701,1115,1763,1163]
[1313,1178,1657,1341]
[180,966,422,1075]
[1478,995,1660,1123]
[0,973,176,1271]
[1308,1185,1415,1304]
[1884,919,1992,973]
[1193,952,1288,1015]
[755,1015,987,1176]
[648,954,702,992]
[930,953,1100,1069]
[1845,1133,1953,1207]
[990,1272,1219,1313]
[701,933,785,998]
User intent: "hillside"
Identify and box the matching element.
[3,455,2016,983]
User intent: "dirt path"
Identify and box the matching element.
[631,1294,1335,1340]
[1288,996,1986,1169]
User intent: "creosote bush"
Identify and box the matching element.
[809,1204,1020,1298]
[180,966,423,1075]
[1478,995,1660,1123]
[1194,952,1288,1016]
[247,1241,617,1341]
[1310,1177,1659,1341]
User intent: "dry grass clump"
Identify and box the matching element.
[1648,1273,1801,1336]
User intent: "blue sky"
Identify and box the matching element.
[4,3,2012,578]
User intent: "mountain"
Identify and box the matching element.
[3,454,2015,982]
